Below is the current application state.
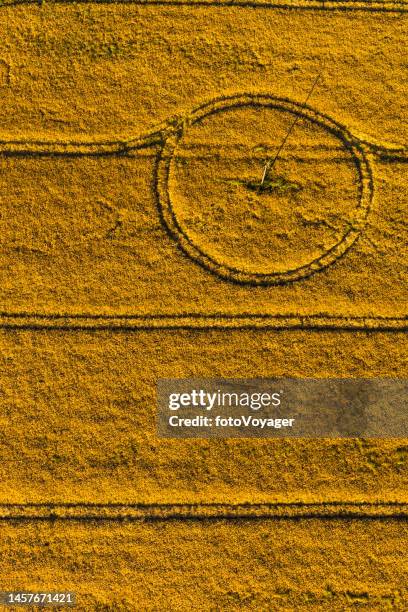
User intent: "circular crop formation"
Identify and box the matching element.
[156,94,373,285]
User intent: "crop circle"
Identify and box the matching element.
[157,94,372,285]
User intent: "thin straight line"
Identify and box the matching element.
[260,72,322,185]
[0,501,408,521]
[0,313,406,331]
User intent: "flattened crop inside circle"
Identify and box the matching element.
[157,94,372,285]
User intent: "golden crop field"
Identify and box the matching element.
[0,0,407,609]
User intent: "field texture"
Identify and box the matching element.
[0,0,407,609]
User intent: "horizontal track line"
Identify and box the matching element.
[1,502,408,521]
[0,313,406,330]
[1,0,407,13]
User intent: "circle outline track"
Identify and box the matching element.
[157,93,373,286]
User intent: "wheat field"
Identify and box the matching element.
[0,1,407,609]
